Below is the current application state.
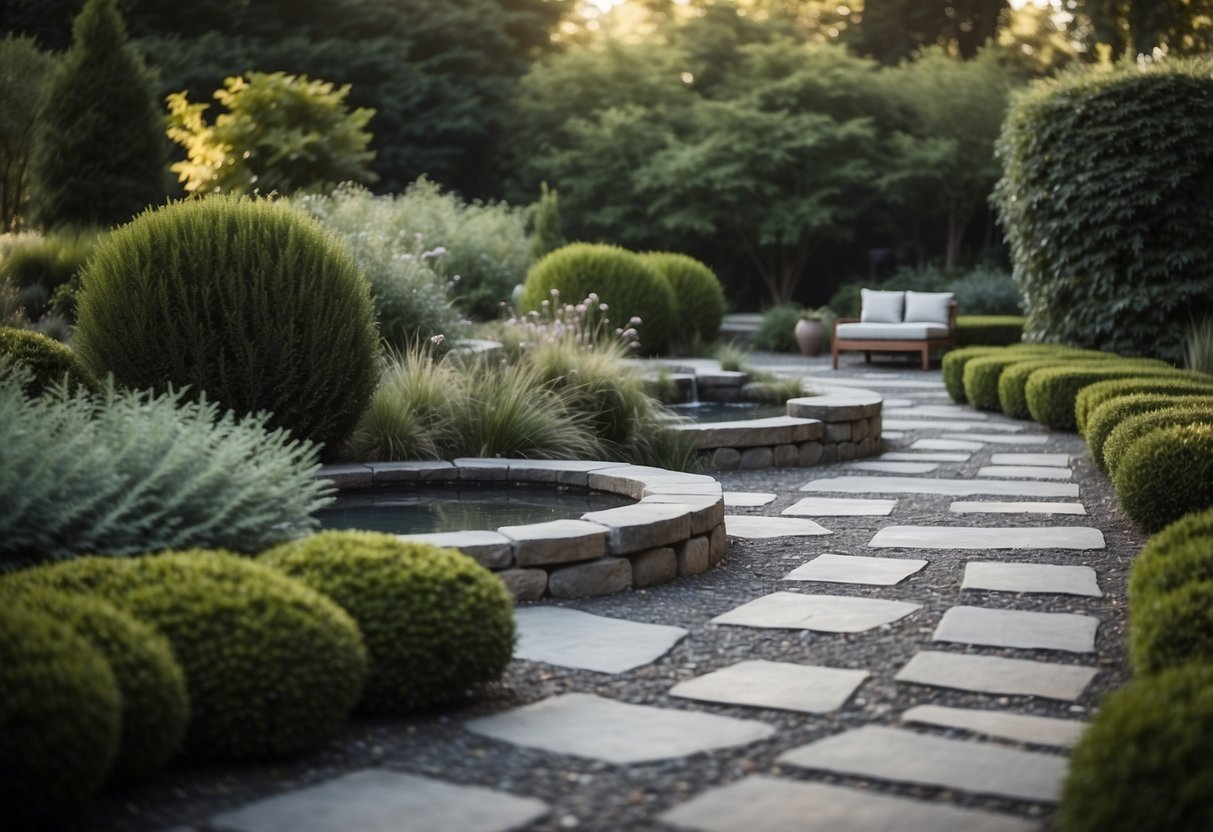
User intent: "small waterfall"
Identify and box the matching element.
[686,373,700,407]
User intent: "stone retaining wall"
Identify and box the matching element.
[317,458,726,601]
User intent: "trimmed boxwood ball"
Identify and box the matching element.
[1114,423,1213,532]
[519,243,675,354]
[3,588,188,785]
[261,531,515,712]
[995,353,1118,420]
[1104,405,1213,478]
[4,551,368,760]
[941,345,1044,403]
[1025,361,1177,430]
[73,196,379,449]
[961,353,1061,411]
[0,326,100,396]
[1057,663,1213,832]
[1075,375,1213,435]
[1085,394,1213,472]
[1130,536,1213,609]
[0,602,120,826]
[641,251,726,348]
[1130,580,1213,674]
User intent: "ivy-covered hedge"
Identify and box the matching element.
[1114,423,1213,532]
[993,61,1213,362]
[1076,376,1213,435]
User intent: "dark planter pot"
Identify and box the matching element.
[794,318,825,357]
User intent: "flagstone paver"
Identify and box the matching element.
[723,492,777,508]
[209,771,549,832]
[711,592,921,633]
[869,525,1104,550]
[933,606,1098,653]
[883,419,1023,432]
[963,562,1102,597]
[901,705,1086,748]
[659,776,1038,832]
[885,406,988,419]
[781,497,897,517]
[801,476,1080,498]
[942,433,1051,445]
[724,515,832,539]
[783,553,926,586]
[513,607,688,674]
[950,501,1087,516]
[895,652,1098,701]
[882,430,905,439]
[464,694,774,764]
[991,453,1071,467]
[669,659,869,714]
[880,451,972,462]
[847,460,940,474]
[882,398,915,407]
[778,725,1067,803]
[978,466,1073,481]
[911,438,984,451]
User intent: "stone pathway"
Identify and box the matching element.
[130,356,1136,832]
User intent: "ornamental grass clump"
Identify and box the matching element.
[73,195,379,450]
[1113,422,1213,532]
[262,532,515,712]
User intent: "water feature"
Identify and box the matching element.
[668,401,788,423]
[315,484,634,535]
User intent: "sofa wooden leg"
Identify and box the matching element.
[921,347,929,370]
[864,351,871,364]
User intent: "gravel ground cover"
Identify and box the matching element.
[77,355,1140,832]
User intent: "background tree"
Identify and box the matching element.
[529,182,567,260]
[846,0,1009,63]
[0,36,57,232]
[1069,0,1213,59]
[28,0,165,230]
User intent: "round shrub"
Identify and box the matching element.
[73,196,380,449]
[3,588,188,784]
[1086,394,1213,472]
[641,252,725,348]
[1114,423,1213,532]
[519,243,675,354]
[1076,375,1213,435]
[261,531,515,712]
[1104,405,1213,478]
[1025,362,1183,430]
[1130,580,1213,674]
[996,353,1115,419]
[4,552,368,760]
[0,603,120,826]
[962,352,1053,411]
[1130,536,1213,609]
[954,315,1025,347]
[942,343,1060,403]
[750,304,803,353]
[0,326,99,396]
[1057,663,1213,832]
[994,61,1213,363]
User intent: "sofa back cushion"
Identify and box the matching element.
[860,289,905,323]
[904,291,954,324]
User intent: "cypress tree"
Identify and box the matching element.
[29,0,165,230]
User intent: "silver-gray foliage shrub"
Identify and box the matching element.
[0,365,330,567]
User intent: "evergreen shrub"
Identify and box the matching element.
[3,588,188,784]
[1058,663,1213,832]
[261,531,515,712]
[520,243,674,353]
[962,353,1045,411]
[1114,423,1213,531]
[1130,535,1213,608]
[0,327,98,396]
[954,315,1025,347]
[994,61,1213,362]
[0,230,101,320]
[641,252,726,349]
[1086,394,1213,471]
[942,344,1060,404]
[997,353,1116,419]
[1104,406,1213,478]
[73,196,379,449]
[4,552,367,760]
[1130,580,1213,674]
[0,603,119,825]
[1024,362,1181,430]
[1076,376,1213,434]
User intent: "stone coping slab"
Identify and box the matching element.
[669,659,869,714]
[712,592,920,633]
[513,607,687,673]
[778,725,1067,803]
[724,516,831,539]
[659,776,1037,832]
[933,606,1099,653]
[978,466,1073,481]
[783,554,926,586]
[801,476,1080,498]
[209,770,549,832]
[674,416,823,450]
[581,503,694,554]
[498,519,609,567]
[902,704,1086,749]
[395,531,512,570]
[963,562,1102,597]
[895,652,1097,701]
[949,501,1087,516]
[869,526,1105,551]
[464,694,774,764]
[782,497,896,517]
[786,389,881,421]
[991,453,1071,467]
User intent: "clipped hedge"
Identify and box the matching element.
[641,252,725,349]
[1058,663,1213,832]
[1130,580,1213,674]
[0,326,99,396]
[954,315,1025,347]
[1076,375,1213,435]
[4,552,367,760]
[261,531,515,712]
[4,588,188,785]
[519,243,675,354]
[943,346,1016,403]
[961,352,1058,411]
[74,196,380,449]
[997,354,1116,420]
[1025,361,1180,430]
[994,61,1213,363]
[1130,536,1213,609]
[0,603,120,826]
[1086,394,1213,472]
[1114,423,1213,532]
[1104,405,1213,478]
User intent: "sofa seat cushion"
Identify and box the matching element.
[835,322,951,340]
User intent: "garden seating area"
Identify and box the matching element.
[831,289,958,369]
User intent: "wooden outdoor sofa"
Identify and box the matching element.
[832,289,957,370]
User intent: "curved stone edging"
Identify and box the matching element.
[316,458,726,601]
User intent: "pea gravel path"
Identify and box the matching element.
[81,354,1142,832]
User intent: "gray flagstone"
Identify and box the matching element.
[884,419,1023,432]
[513,607,688,673]
[783,554,926,586]
[901,704,1086,748]
[723,492,777,508]
[911,438,984,451]
[724,515,832,538]
[880,452,972,462]
[949,501,1086,516]
[991,453,1071,467]
[801,476,1079,498]
[978,466,1073,481]
[782,497,897,517]
[963,562,1102,597]
[933,606,1098,653]
[711,592,920,633]
[868,525,1104,550]
[941,433,1051,445]
[895,651,1097,701]
[668,659,868,714]
[847,461,940,474]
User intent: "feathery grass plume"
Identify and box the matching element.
[345,345,460,461]
[1184,315,1213,375]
